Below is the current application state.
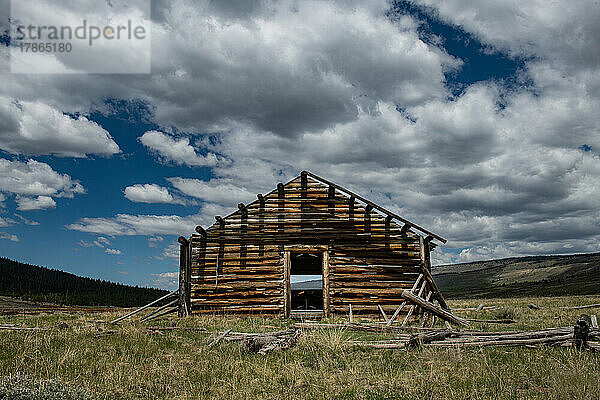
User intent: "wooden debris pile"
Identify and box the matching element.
[241,329,301,355]
[293,314,599,351]
[202,327,302,354]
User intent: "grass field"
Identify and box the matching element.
[1,296,600,400]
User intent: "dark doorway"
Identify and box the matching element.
[290,253,323,311]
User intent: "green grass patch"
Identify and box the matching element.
[1,296,599,399]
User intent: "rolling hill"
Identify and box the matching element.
[0,257,168,307]
[433,252,600,298]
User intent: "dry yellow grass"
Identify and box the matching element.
[1,295,599,399]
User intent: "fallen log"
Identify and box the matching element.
[560,303,600,310]
[408,329,453,347]
[208,329,232,348]
[528,303,541,310]
[467,319,517,324]
[140,299,178,322]
[146,326,207,332]
[452,306,501,312]
[401,290,469,327]
[347,340,406,349]
[292,322,449,333]
[0,326,49,331]
[143,306,178,322]
[111,290,177,324]
[425,333,573,348]
[244,329,301,355]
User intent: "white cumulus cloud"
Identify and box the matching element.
[138,130,221,167]
[0,97,120,158]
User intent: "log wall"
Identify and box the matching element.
[186,173,431,316]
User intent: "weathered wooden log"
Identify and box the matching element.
[141,299,178,322]
[347,340,406,349]
[146,326,207,332]
[292,322,448,333]
[561,303,600,310]
[208,329,232,348]
[378,304,389,323]
[244,329,300,355]
[425,334,573,348]
[143,306,178,322]
[0,326,49,331]
[467,319,517,324]
[195,226,207,237]
[528,303,541,310]
[408,329,453,347]
[453,306,501,312]
[111,290,177,324]
[401,290,469,327]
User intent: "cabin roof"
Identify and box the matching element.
[198,170,446,245]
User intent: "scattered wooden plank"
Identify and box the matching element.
[111,290,177,324]
[453,306,501,312]
[208,329,232,348]
[141,299,178,322]
[401,290,469,327]
[377,305,389,323]
[425,334,573,348]
[292,322,448,333]
[591,315,598,329]
[146,326,207,332]
[467,319,517,324]
[560,303,600,310]
[143,306,178,322]
[0,326,49,331]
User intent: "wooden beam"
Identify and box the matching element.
[401,280,426,327]
[178,240,187,317]
[420,266,450,311]
[386,273,423,326]
[401,290,469,327]
[257,193,265,204]
[400,223,412,234]
[378,304,389,323]
[323,250,330,318]
[195,226,207,237]
[215,216,225,227]
[303,171,446,243]
[177,236,188,245]
[111,290,178,324]
[283,251,291,318]
[238,203,248,214]
[141,299,178,322]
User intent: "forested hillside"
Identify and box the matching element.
[0,257,168,307]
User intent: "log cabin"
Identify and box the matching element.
[177,171,448,319]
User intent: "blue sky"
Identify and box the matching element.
[1,0,599,289]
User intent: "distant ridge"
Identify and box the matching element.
[433,252,600,298]
[0,257,168,307]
